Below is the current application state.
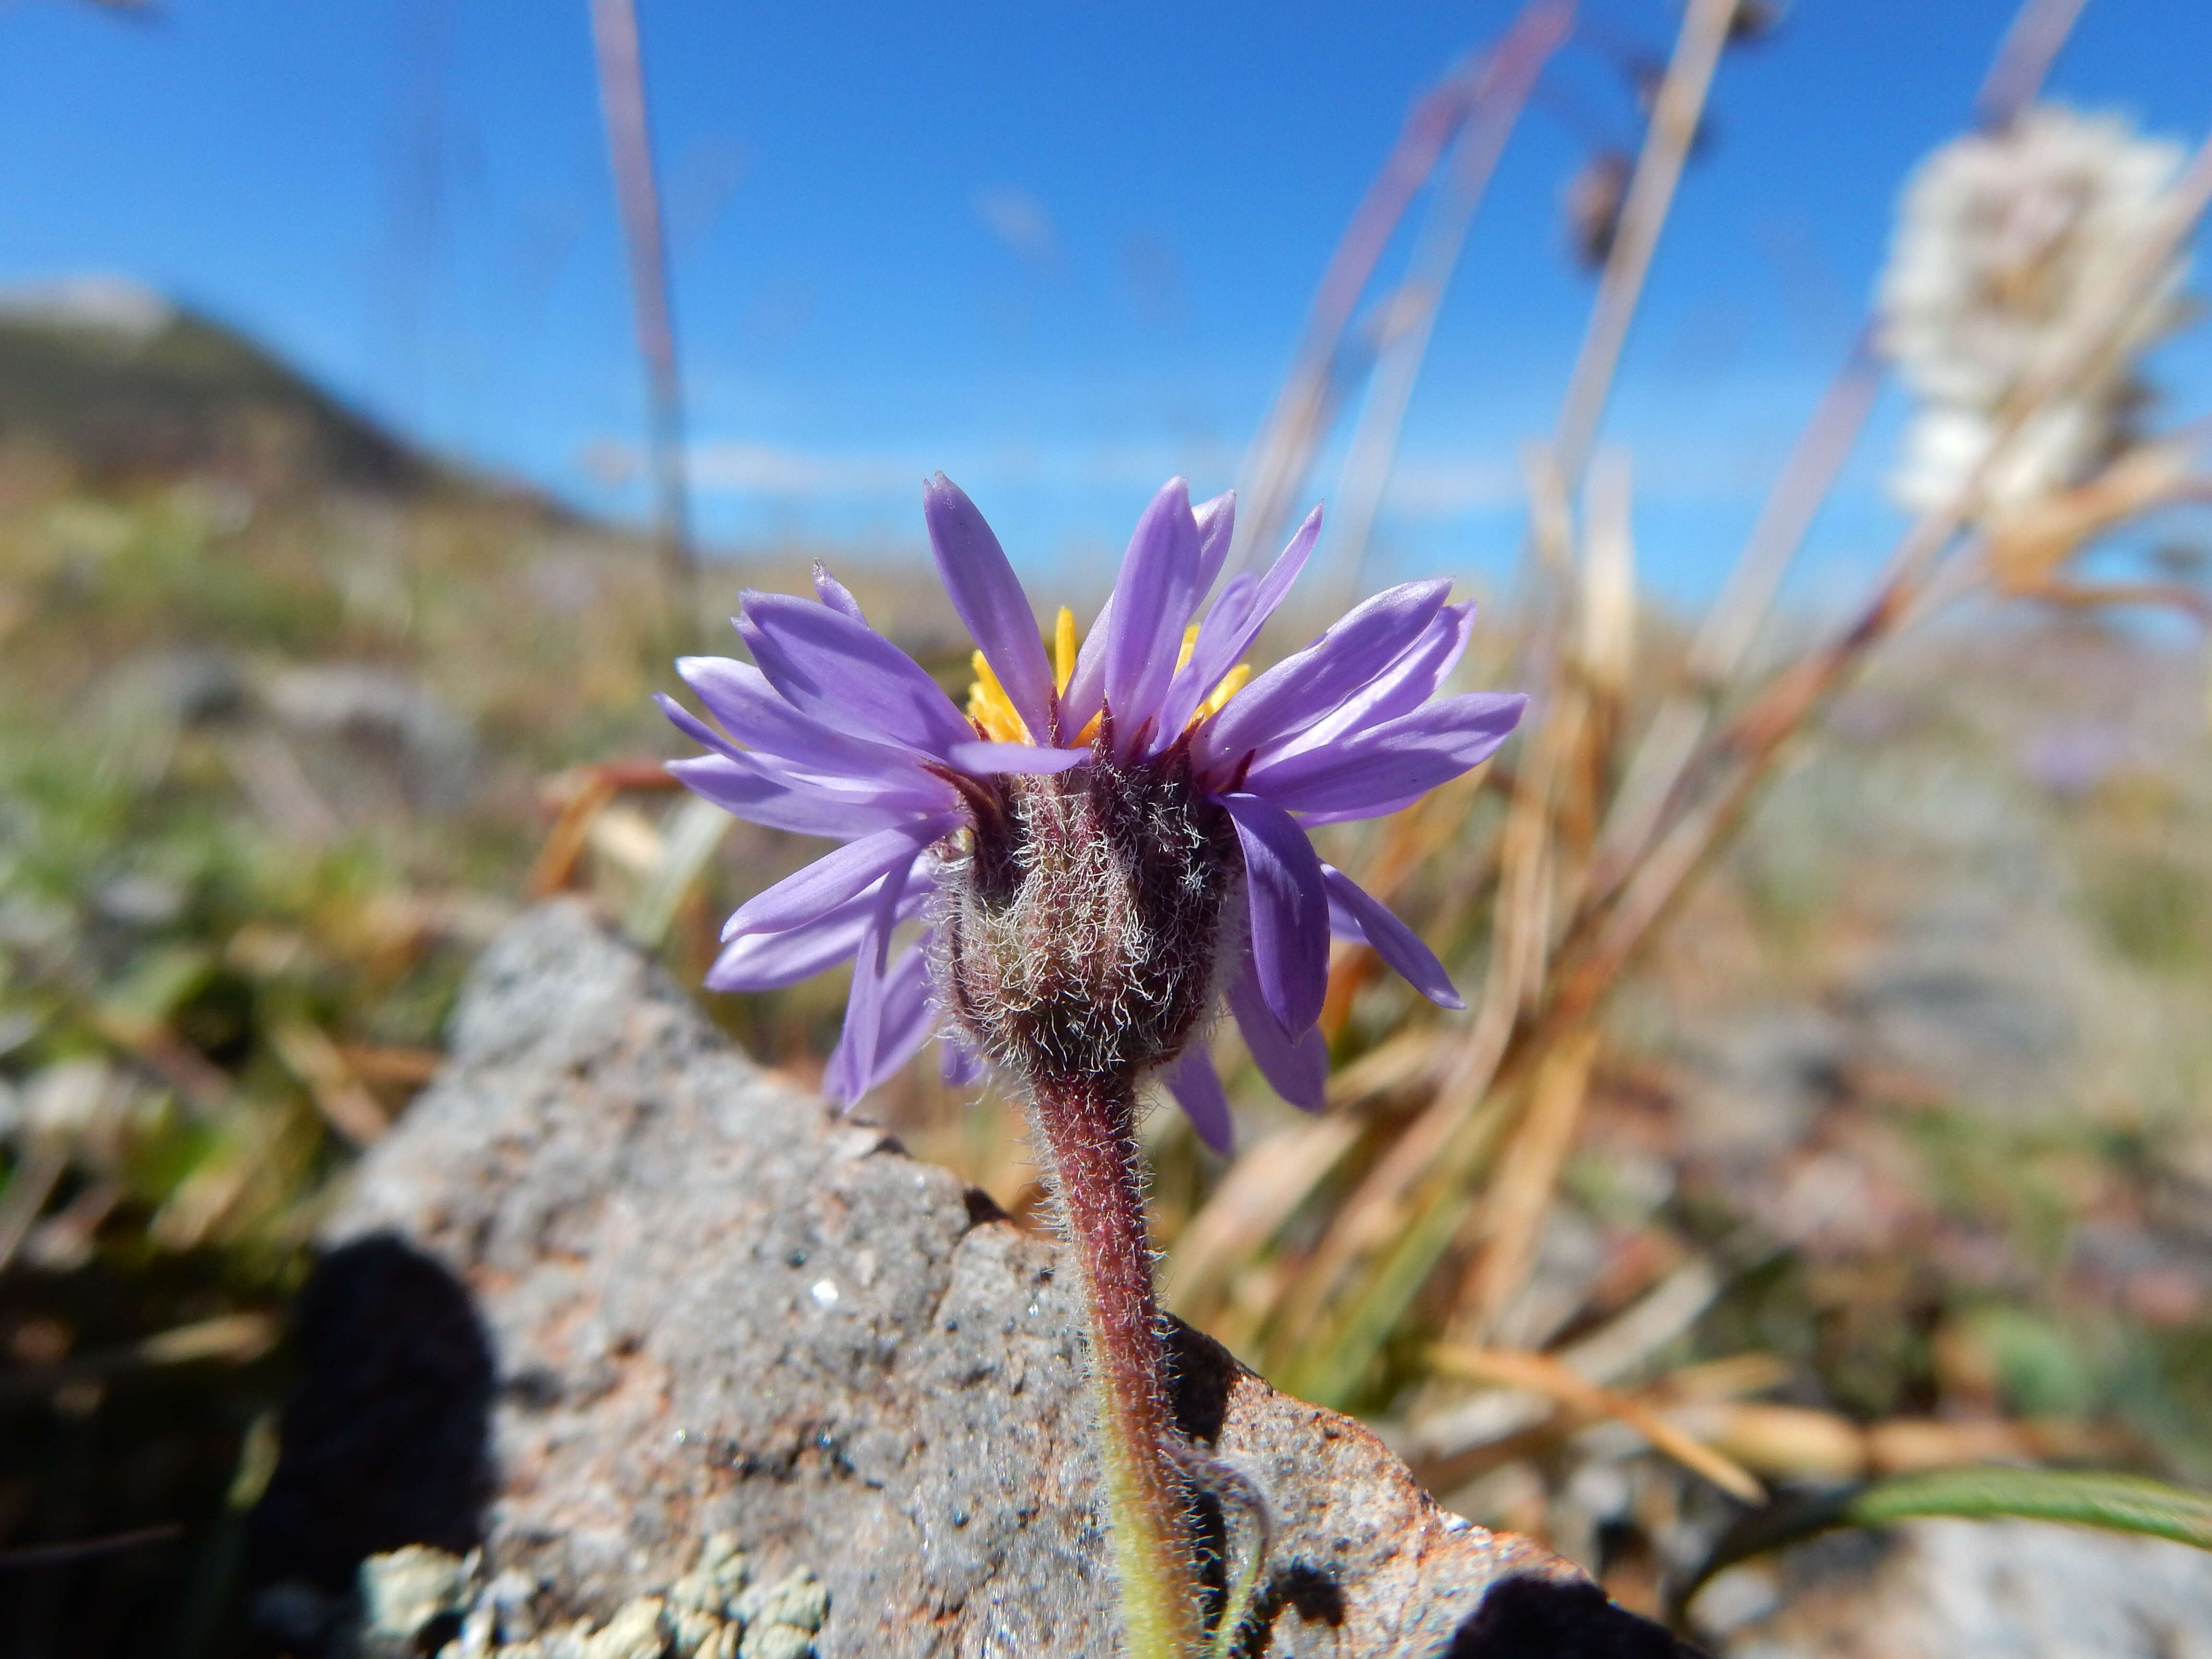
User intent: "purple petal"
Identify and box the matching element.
[1192,489,1237,596]
[1242,693,1527,818]
[672,659,931,787]
[1102,478,1200,754]
[1158,505,1321,740]
[705,872,929,992]
[947,741,1091,776]
[1220,792,1330,1036]
[1276,601,1475,758]
[668,753,940,839]
[924,474,1056,743]
[1295,791,1431,827]
[1197,578,1451,771]
[1208,571,1262,635]
[864,945,938,1089]
[1225,965,1327,1110]
[657,691,745,762]
[825,866,918,1105]
[722,811,962,941]
[1060,590,1115,734]
[1164,1045,1235,1155]
[940,1033,987,1089]
[813,562,868,625]
[1322,864,1463,1010]
[1059,488,1227,740]
[738,594,974,759]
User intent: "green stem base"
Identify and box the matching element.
[1028,1074,1206,1658]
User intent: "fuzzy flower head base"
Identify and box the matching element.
[661,475,1526,1152]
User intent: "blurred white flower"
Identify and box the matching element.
[1878,105,2188,517]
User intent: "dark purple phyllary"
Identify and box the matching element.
[661,473,1524,1146]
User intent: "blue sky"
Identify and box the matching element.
[1,0,2208,606]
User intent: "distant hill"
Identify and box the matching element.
[0,276,436,493]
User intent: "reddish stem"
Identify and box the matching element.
[1027,1074,1204,1656]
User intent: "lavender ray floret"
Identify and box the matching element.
[1163,1046,1236,1155]
[1191,489,1238,596]
[924,473,1058,742]
[940,1031,986,1088]
[866,945,939,1089]
[824,860,915,1103]
[828,941,935,1103]
[655,691,747,762]
[721,811,963,942]
[1195,577,1451,770]
[1156,505,1322,743]
[668,753,945,839]
[1101,478,1201,755]
[1321,864,1463,1010]
[947,740,1092,776]
[1060,589,1115,731]
[1225,965,1328,1111]
[1242,692,1527,817]
[737,594,975,759]
[1293,791,1431,827]
[1268,600,1475,759]
[812,561,869,624]
[703,874,930,992]
[1220,791,1332,1037]
[673,658,932,786]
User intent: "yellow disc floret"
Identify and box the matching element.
[964,604,1250,749]
[966,650,1032,744]
[1054,606,1077,695]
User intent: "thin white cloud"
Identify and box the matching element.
[580,437,1242,500]
[1381,456,1524,516]
[686,441,916,494]
[972,186,1061,270]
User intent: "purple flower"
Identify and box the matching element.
[661,475,1525,1152]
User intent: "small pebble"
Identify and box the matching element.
[664,1606,723,1656]
[732,1569,826,1634]
[577,1596,668,1659]
[736,1626,813,1659]
[361,1545,469,1639]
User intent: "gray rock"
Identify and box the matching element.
[1711,1518,2212,1659]
[287,900,1684,1658]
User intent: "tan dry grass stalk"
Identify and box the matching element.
[1229,0,1577,576]
[1329,0,1579,599]
[588,0,697,620]
[1428,1342,1766,1503]
[1168,0,2190,1422]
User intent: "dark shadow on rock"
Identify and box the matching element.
[246,1233,495,1596]
[1233,1561,1347,1656]
[1164,1315,1237,1445]
[1443,1574,1704,1658]
[961,1185,1012,1228]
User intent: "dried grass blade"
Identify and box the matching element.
[1429,1342,1765,1503]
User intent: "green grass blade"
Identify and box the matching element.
[1843,1467,2212,1550]
[1671,1467,2212,1629]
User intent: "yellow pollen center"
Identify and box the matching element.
[964,604,1250,747]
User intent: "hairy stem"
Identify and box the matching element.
[1028,1075,1205,1659]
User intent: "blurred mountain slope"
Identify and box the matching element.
[0,278,439,496]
